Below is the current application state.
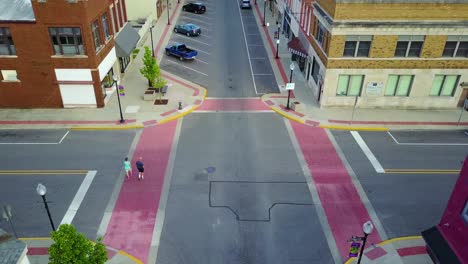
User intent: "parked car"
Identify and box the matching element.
[174,23,201,36]
[182,2,206,14]
[240,0,251,9]
[165,43,198,61]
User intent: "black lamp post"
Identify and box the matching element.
[263,0,266,26]
[357,221,374,264]
[36,183,56,231]
[255,0,257,5]
[286,62,294,110]
[150,25,155,57]
[167,0,170,25]
[113,75,125,123]
[276,39,280,59]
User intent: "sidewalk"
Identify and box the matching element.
[21,237,142,264]
[0,0,205,130]
[252,1,468,131]
[345,236,432,264]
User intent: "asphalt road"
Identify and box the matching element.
[0,129,136,238]
[330,130,467,238]
[156,113,334,264]
[160,0,278,97]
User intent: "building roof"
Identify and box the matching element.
[0,0,35,22]
[335,0,466,3]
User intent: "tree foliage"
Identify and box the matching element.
[140,46,166,89]
[49,224,108,264]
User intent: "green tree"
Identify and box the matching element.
[49,224,108,264]
[140,46,166,89]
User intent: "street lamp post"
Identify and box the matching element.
[357,221,374,264]
[167,0,170,25]
[36,183,56,231]
[276,39,280,59]
[263,0,266,26]
[286,62,294,110]
[255,0,257,5]
[113,75,125,123]
[150,25,155,57]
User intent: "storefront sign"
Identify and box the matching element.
[118,85,125,96]
[286,83,295,90]
[366,82,383,96]
[349,242,361,257]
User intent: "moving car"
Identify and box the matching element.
[165,43,198,61]
[241,0,251,9]
[174,23,201,36]
[182,2,206,14]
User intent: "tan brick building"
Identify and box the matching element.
[287,0,468,109]
[0,0,139,108]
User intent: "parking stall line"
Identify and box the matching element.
[179,17,213,26]
[195,58,209,64]
[350,131,385,173]
[173,35,212,46]
[253,73,273,75]
[164,59,208,76]
[194,48,211,55]
[181,14,215,21]
[250,57,267,59]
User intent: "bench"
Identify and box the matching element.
[150,85,169,96]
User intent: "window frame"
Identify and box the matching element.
[394,36,424,58]
[336,75,364,96]
[0,27,16,55]
[101,12,111,41]
[343,36,372,58]
[430,75,460,97]
[316,24,325,45]
[48,27,85,55]
[385,75,414,97]
[91,20,103,52]
[443,36,468,58]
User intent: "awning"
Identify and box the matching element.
[114,23,140,57]
[287,38,308,58]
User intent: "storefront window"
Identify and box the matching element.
[101,68,114,98]
[462,200,468,224]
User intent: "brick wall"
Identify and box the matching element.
[369,35,398,58]
[327,59,468,69]
[421,35,447,58]
[0,0,115,108]
[327,35,345,58]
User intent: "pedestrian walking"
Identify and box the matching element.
[123,157,132,179]
[136,157,144,180]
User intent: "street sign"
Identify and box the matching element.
[285,82,295,90]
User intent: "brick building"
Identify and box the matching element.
[0,0,139,108]
[277,0,468,109]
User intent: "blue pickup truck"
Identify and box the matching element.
[165,43,198,61]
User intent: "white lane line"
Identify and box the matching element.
[60,170,97,226]
[58,130,70,144]
[351,131,385,173]
[326,130,389,241]
[181,14,214,21]
[149,118,183,264]
[284,119,342,264]
[195,58,209,64]
[179,18,213,27]
[387,131,468,146]
[0,130,70,145]
[235,0,259,95]
[173,35,212,46]
[164,59,208,76]
[193,48,211,55]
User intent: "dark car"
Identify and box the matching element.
[174,23,201,36]
[182,2,206,14]
[241,0,251,9]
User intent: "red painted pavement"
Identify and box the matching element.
[162,73,200,96]
[365,246,387,260]
[27,247,48,255]
[197,98,271,111]
[397,246,427,257]
[103,120,178,263]
[154,2,181,58]
[290,122,381,259]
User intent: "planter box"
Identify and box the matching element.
[144,90,156,101]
